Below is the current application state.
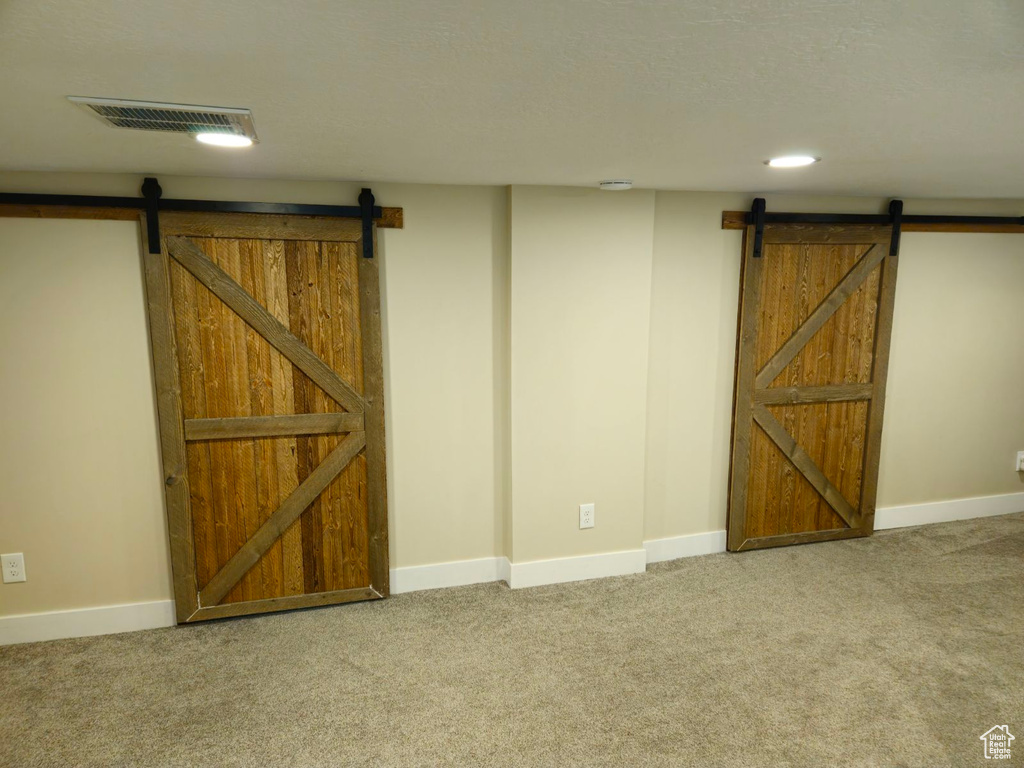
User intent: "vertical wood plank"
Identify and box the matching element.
[358,226,390,595]
[316,242,344,593]
[264,239,305,595]
[745,242,782,539]
[169,263,218,590]
[191,243,242,602]
[240,238,285,600]
[789,249,823,532]
[140,216,198,623]
[772,248,798,534]
[329,241,369,588]
[288,240,327,594]
[860,253,900,533]
[726,228,762,550]
[216,239,262,602]
[817,249,856,531]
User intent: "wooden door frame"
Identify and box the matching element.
[141,211,389,622]
[726,223,899,552]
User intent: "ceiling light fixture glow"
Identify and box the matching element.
[599,180,633,191]
[194,132,253,148]
[766,155,819,168]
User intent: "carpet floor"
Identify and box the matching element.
[2,513,1022,767]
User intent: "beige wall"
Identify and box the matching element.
[509,186,655,562]
[644,191,1024,540]
[644,192,744,540]
[878,232,1024,505]
[0,171,1021,619]
[0,174,509,616]
[379,183,510,567]
[0,217,172,616]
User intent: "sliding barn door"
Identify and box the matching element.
[142,212,388,622]
[727,224,898,551]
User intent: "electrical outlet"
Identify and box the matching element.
[1016,451,1024,472]
[2,553,26,584]
[579,503,595,529]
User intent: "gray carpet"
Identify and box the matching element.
[2,513,1022,767]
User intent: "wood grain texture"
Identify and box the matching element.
[166,236,365,415]
[172,237,372,605]
[755,242,885,389]
[734,527,867,551]
[358,227,390,596]
[727,222,898,552]
[189,586,380,621]
[140,218,198,623]
[0,204,404,228]
[0,204,140,220]
[184,412,363,440]
[752,405,861,528]
[859,252,900,533]
[168,254,219,597]
[162,212,362,241]
[144,214,388,621]
[199,431,366,607]
[753,384,873,405]
[725,227,762,552]
[263,239,305,597]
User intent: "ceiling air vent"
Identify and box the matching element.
[67,97,259,142]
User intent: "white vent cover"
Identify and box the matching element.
[67,97,258,142]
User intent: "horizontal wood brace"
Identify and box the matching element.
[753,384,873,405]
[0,196,403,228]
[184,412,364,441]
[735,528,867,551]
[187,586,381,622]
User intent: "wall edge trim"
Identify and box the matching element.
[0,599,176,646]
[874,491,1024,530]
[389,557,507,594]
[643,529,727,563]
[507,548,647,589]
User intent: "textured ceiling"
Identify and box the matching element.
[1,0,1022,197]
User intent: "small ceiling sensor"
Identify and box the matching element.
[766,155,819,168]
[195,132,253,148]
[599,180,633,191]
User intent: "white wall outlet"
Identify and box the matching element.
[2,553,26,583]
[579,503,595,529]
[1016,451,1024,472]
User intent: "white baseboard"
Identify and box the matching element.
[390,556,508,594]
[874,491,1024,530]
[0,600,175,646]
[644,529,727,563]
[507,548,647,589]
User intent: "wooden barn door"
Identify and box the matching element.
[142,212,388,622]
[727,223,899,552]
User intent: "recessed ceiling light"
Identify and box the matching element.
[599,180,633,190]
[766,155,819,168]
[194,132,253,148]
